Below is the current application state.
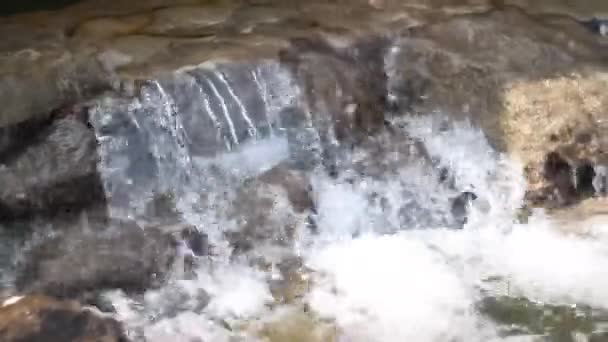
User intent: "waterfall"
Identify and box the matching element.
[88,61,298,224]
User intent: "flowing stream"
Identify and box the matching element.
[2,41,607,341]
[83,56,608,341]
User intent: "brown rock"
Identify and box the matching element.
[227,164,313,254]
[0,295,129,342]
[258,165,314,213]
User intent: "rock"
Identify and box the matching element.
[257,165,315,213]
[226,164,313,255]
[280,35,389,147]
[0,49,110,128]
[180,226,209,257]
[503,0,608,21]
[350,128,435,180]
[387,8,608,208]
[0,113,106,220]
[0,295,129,342]
[580,18,608,36]
[450,191,478,228]
[268,256,311,304]
[542,152,578,206]
[16,223,177,299]
[250,307,337,342]
[479,295,601,339]
[548,197,608,236]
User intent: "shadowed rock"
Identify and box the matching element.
[0,111,106,221]
[15,223,177,299]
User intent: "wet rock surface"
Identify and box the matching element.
[226,164,313,255]
[15,223,178,299]
[479,295,608,340]
[0,295,129,342]
[0,113,105,220]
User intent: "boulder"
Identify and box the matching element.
[0,295,129,342]
[0,111,105,220]
[386,8,608,207]
[16,223,177,299]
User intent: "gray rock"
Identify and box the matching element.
[0,115,105,220]
[16,223,177,298]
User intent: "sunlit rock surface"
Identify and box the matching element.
[0,295,129,342]
[15,223,178,299]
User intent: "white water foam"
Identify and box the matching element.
[108,113,608,342]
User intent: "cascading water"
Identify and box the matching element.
[88,62,297,224]
[75,45,608,341]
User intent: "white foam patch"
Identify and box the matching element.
[307,233,496,342]
[305,213,608,341]
[481,218,608,306]
[313,180,369,239]
[198,264,273,319]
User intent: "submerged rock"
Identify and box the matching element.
[15,224,177,299]
[227,164,313,255]
[252,308,337,342]
[479,295,603,339]
[0,295,129,342]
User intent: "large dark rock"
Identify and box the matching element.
[0,295,129,342]
[16,223,177,299]
[0,110,105,221]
